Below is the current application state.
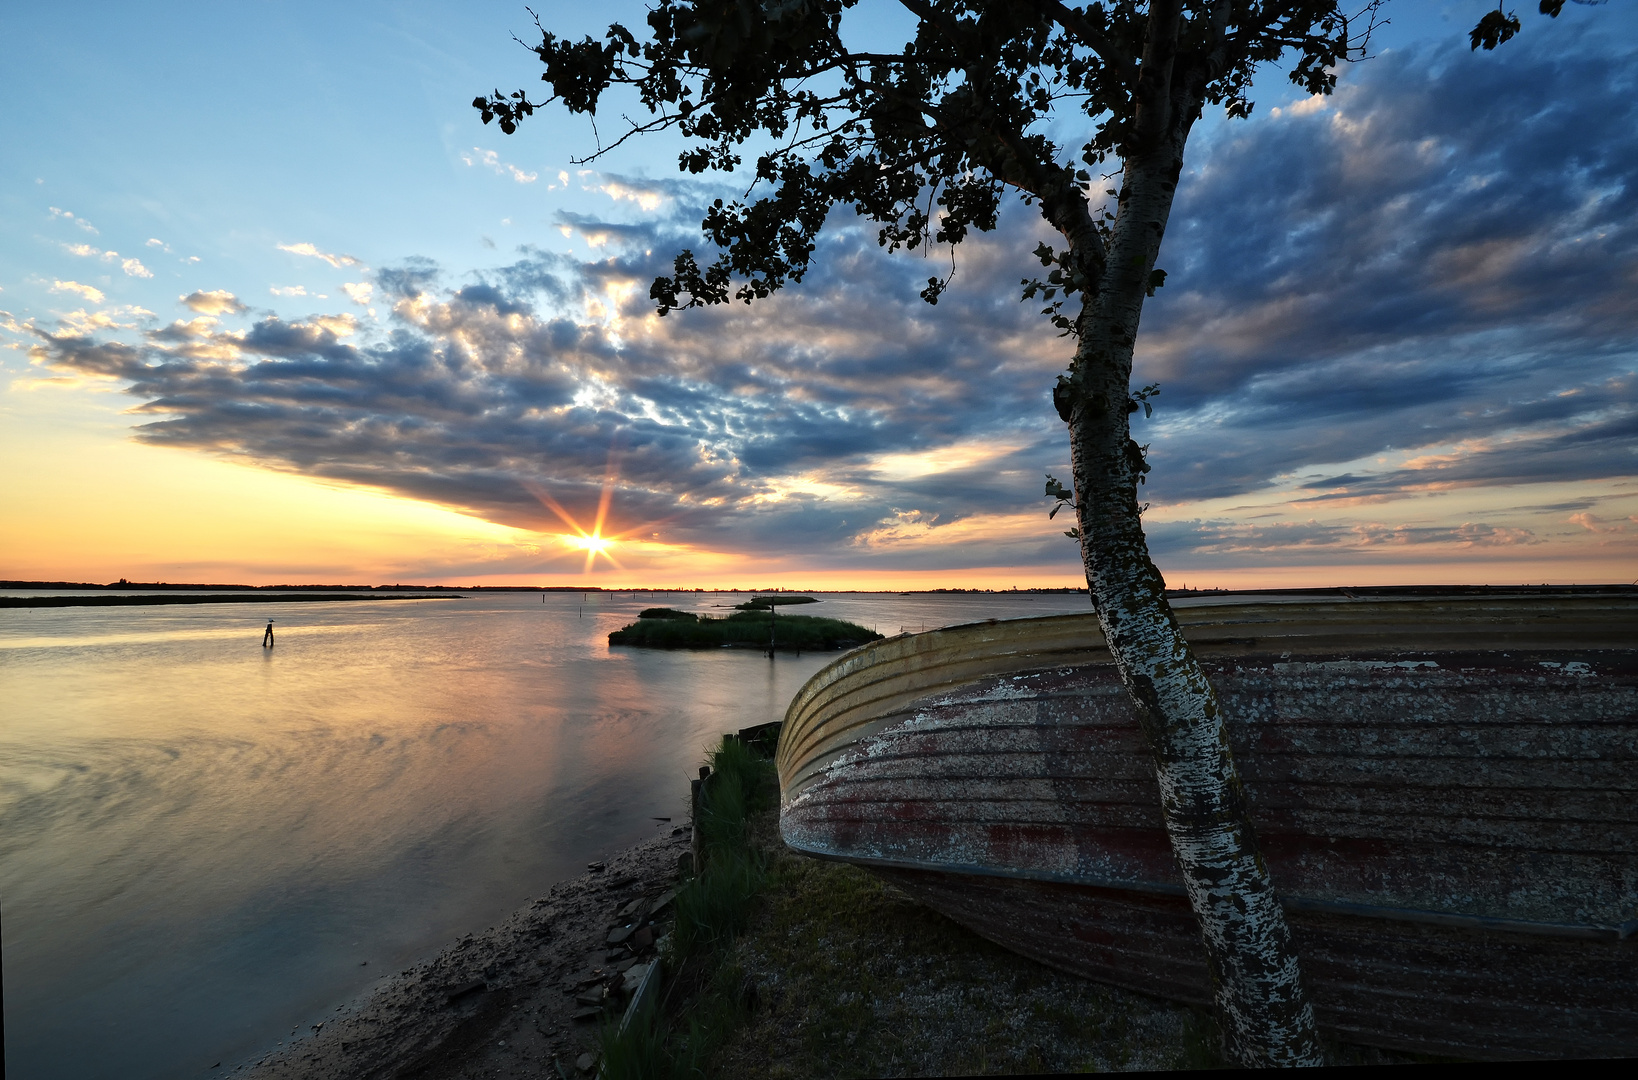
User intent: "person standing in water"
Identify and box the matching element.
[262,620,275,647]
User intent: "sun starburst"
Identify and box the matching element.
[523,470,638,573]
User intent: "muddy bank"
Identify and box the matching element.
[242,828,691,1079]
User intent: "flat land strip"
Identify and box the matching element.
[0,594,445,607]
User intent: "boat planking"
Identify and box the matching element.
[776,593,1638,1059]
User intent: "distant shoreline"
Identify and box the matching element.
[0,593,456,608]
[3,580,1629,606]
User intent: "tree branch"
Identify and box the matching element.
[1029,0,1140,83]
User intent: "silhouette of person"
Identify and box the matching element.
[263,620,275,648]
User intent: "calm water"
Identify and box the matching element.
[0,590,1091,1079]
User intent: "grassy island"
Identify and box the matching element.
[733,595,819,610]
[608,609,882,651]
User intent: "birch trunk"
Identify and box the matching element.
[1053,3,1325,1066]
[1067,341,1323,1066]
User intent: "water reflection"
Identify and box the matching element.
[0,590,1091,1079]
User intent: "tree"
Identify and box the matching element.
[475,0,1568,1065]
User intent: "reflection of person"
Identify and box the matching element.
[262,620,275,648]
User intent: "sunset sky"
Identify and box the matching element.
[3,1,1634,589]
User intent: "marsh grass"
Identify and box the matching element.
[598,736,777,1080]
[673,738,772,958]
[597,995,669,1080]
[637,608,699,621]
[607,612,882,650]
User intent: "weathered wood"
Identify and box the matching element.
[777,594,1638,1059]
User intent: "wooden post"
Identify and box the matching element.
[690,765,710,873]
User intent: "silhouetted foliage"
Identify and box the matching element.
[609,611,880,649]
[639,607,700,620]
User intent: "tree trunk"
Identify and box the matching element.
[1059,34,1325,1064]
[1067,373,1323,1066]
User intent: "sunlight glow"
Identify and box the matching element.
[523,460,669,574]
[573,533,611,557]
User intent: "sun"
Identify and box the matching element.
[574,533,611,557]
[525,457,675,575]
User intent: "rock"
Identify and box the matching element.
[630,926,654,950]
[648,888,678,915]
[574,989,605,1007]
[586,862,605,872]
[571,1007,600,1023]
[676,852,694,876]
[613,958,638,974]
[621,963,651,995]
[606,924,633,946]
[445,980,486,1004]
[615,897,645,920]
[575,1051,598,1073]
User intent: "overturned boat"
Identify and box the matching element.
[776,590,1638,1059]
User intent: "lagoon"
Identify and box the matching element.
[0,589,1092,1079]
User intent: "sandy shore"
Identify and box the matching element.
[243,827,692,1079]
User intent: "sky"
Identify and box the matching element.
[2,1,1634,589]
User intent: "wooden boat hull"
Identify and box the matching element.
[776,595,1638,1059]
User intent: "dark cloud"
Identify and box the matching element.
[29,34,1638,570]
[1138,32,1638,506]
[179,290,247,316]
[1148,518,1540,564]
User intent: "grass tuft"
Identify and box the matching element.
[674,736,775,958]
[638,608,699,621]
[597,995,669,1080]
[734,596,819,610]
[594,734,778,1079]
[608,613,881,650]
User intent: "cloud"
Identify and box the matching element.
[181,290,247,315]
[463,147,538,183]
[146,238,173,252]
[1568,511,1629,534]
[270,285,309,297]
[60,243,154,277]
[57,306,154,334]
[27,37,1638,575]
[49,206,98,234]
[26,223,1072,564]
[277,242,362,269]
[341,282,373,306]
[1122,35,1638,515]
[50,280,105,303]
[1147,518,1539,559]
[593,176,668,211]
